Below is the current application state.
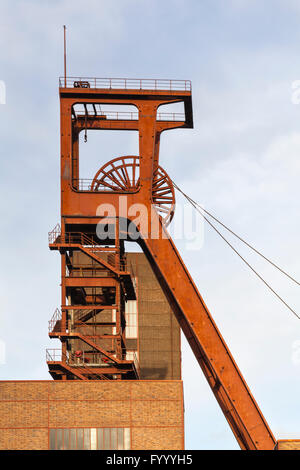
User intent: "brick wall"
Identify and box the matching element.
[275,440,300,450]
[0,380,184,450]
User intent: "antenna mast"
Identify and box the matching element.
[63,25,67,87]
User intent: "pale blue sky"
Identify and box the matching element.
[1,0,300,450]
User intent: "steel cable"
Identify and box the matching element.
[172,180,300,320]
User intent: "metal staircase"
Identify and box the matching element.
[47,225,139,380]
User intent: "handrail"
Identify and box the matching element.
[68,267,108,277]
[46,348,68,362]
[132,351,140,378]
[59,76,191,92]
[48,308,62,333]
[48,228,129,272]
[48,224,61,244]
[48,228,97,246]
[46,348,110,380]
[72,109,185,122]
[71,178,138,192]
[46,341,139,379]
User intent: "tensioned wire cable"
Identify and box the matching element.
[171,179,300,320]
[172,181,300,286]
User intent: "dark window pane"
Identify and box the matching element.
[97,428,104,450]
[104,428,111,450]
[111,428,117,450]
[49,429,56,450]
[56,429,63,450]
[50,427,127,451]
[77,429,83,450]
[117,428,124,450]
[70,429,76,450]
[84,428,91,450]
[63,429,69,450]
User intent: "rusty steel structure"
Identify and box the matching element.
[47,75,277,450]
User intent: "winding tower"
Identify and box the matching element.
[47,77,192,381]
[45,74,277,451]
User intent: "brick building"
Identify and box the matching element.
[0,253,184,450]
[0,74,190,451]
[0,381,184,450]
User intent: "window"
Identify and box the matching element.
[126,350,139,361]
[49,427,130,450]
[125,300,138,339]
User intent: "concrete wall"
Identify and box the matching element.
[0,380,184,450]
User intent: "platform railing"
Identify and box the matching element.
[48,229,98,247]
[48,308,62,333]
[48,228,130,274]
[132,351,140,378]
[46,349,111,380]
[46,347,139,370]
[70,350,139,379]
[71,178,138,192]
[46,348,68,362]
[157,112,185,121]
[48,223,61,244]
[67,266,111,277]
[59,76,191,92]
[72,109,185,122]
